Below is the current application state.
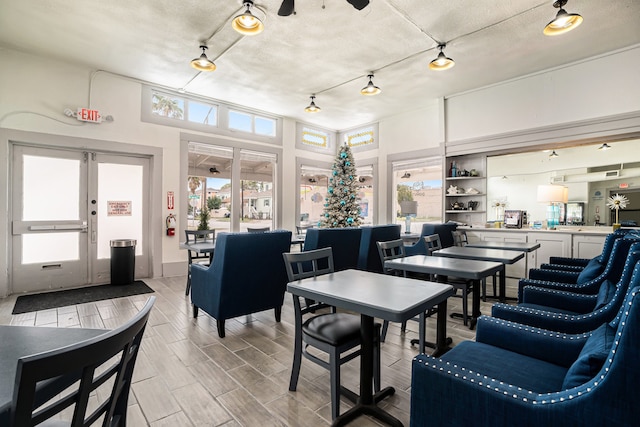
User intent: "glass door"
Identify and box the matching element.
[11,145,150,293]
[11,146,89,292]
[90,154,149,283]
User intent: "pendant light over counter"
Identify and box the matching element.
[544,0,583,36]
[190,46,216,72]
[304,95,321,113]
[429,44,455,71]
[232,0,264,35]
[360,74,381,96]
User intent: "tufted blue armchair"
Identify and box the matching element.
[404,222,458,256]
[190,230,292,338]
[303,228,363,271]
[517,237,640,301]
[357,224,401,273]
[491,243,640,333]
[410,267,640,427]
[537,229,631,273]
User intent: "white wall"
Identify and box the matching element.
[446,45,640,142]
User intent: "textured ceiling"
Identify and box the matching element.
[1,0,639,130]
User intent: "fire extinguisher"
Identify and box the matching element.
[166,213,176,236]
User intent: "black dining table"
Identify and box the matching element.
[385,255,503,330]
[287,269,454,427]
[433,246,524,302]
[0,325,106,424]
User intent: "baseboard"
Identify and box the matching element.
[163,261,187,277]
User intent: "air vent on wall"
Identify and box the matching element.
[550,176,565,183]
[604,170,620,178]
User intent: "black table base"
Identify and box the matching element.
[332,314,403,427]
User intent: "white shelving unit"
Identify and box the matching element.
[444,155,487,225]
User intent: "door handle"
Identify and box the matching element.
[29,224,88,231]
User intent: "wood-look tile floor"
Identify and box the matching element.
[0,275,518,426]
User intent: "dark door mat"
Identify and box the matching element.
[12,281,154,314]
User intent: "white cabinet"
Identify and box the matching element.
[573,234,607,259]
[528,232,572,268]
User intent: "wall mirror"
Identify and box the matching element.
[487,138,640,227]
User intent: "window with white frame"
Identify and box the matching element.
[392,157,443,233]
[340,123,379,153]
[143,86,282,144]
[295,123,336,154]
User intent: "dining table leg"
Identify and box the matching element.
[332,314,403,427]
[469,279,481,330]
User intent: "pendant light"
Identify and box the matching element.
[543,0,583,36]
[429,44,455,71]
[190,46,217,72]
[360,74,381,96]
[304,95,321,113]
[232,1,264,36]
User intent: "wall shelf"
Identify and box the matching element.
[444,154,487,224]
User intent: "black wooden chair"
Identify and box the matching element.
[427,233,473,325]
[283,248,380,421]
[185,229,215,295]
[10,296,155,427]
[376,239,407,341]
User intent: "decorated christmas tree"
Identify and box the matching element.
[320,144,363,228]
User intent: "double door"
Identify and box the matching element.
[11,145,149,293]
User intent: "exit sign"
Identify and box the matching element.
[619,183,629,189]
[76,108,102,123]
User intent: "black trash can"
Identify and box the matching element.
[110,239,136,285]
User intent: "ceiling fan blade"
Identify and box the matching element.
[346,0,369,10]
[278,0,295,16]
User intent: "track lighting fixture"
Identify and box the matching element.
[549,150,559,158]
[304,95,321,113]
[360,74,381,96]
[598,143,612,151]
[544,0,583,36]
[429,44,455,71]
[401,172,411,179]
[190,46,217,72]
[209,166,220,175]
[232,1,264,35]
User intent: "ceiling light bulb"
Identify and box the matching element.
[232,1,264,35]
[304,95,321,113]
[190,46,217,72]
[429,45,455,71]
[544,0,583,36]
[360,74,381,96]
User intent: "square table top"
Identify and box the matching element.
[385,255,503,280]
[287,269,454,323]
[433,246,525,264]
[464,241,541,252]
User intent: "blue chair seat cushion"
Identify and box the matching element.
[576,257,604,283]
[562,323,615,389]
[439,341,568,393]
[303,313,361,346]
[594,279,616,310]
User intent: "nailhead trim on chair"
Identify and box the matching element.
[413,288,638,405]
[503,248,640,323]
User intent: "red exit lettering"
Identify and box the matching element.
[76,108,102,123]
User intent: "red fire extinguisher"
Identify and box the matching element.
[166,213,176,236]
